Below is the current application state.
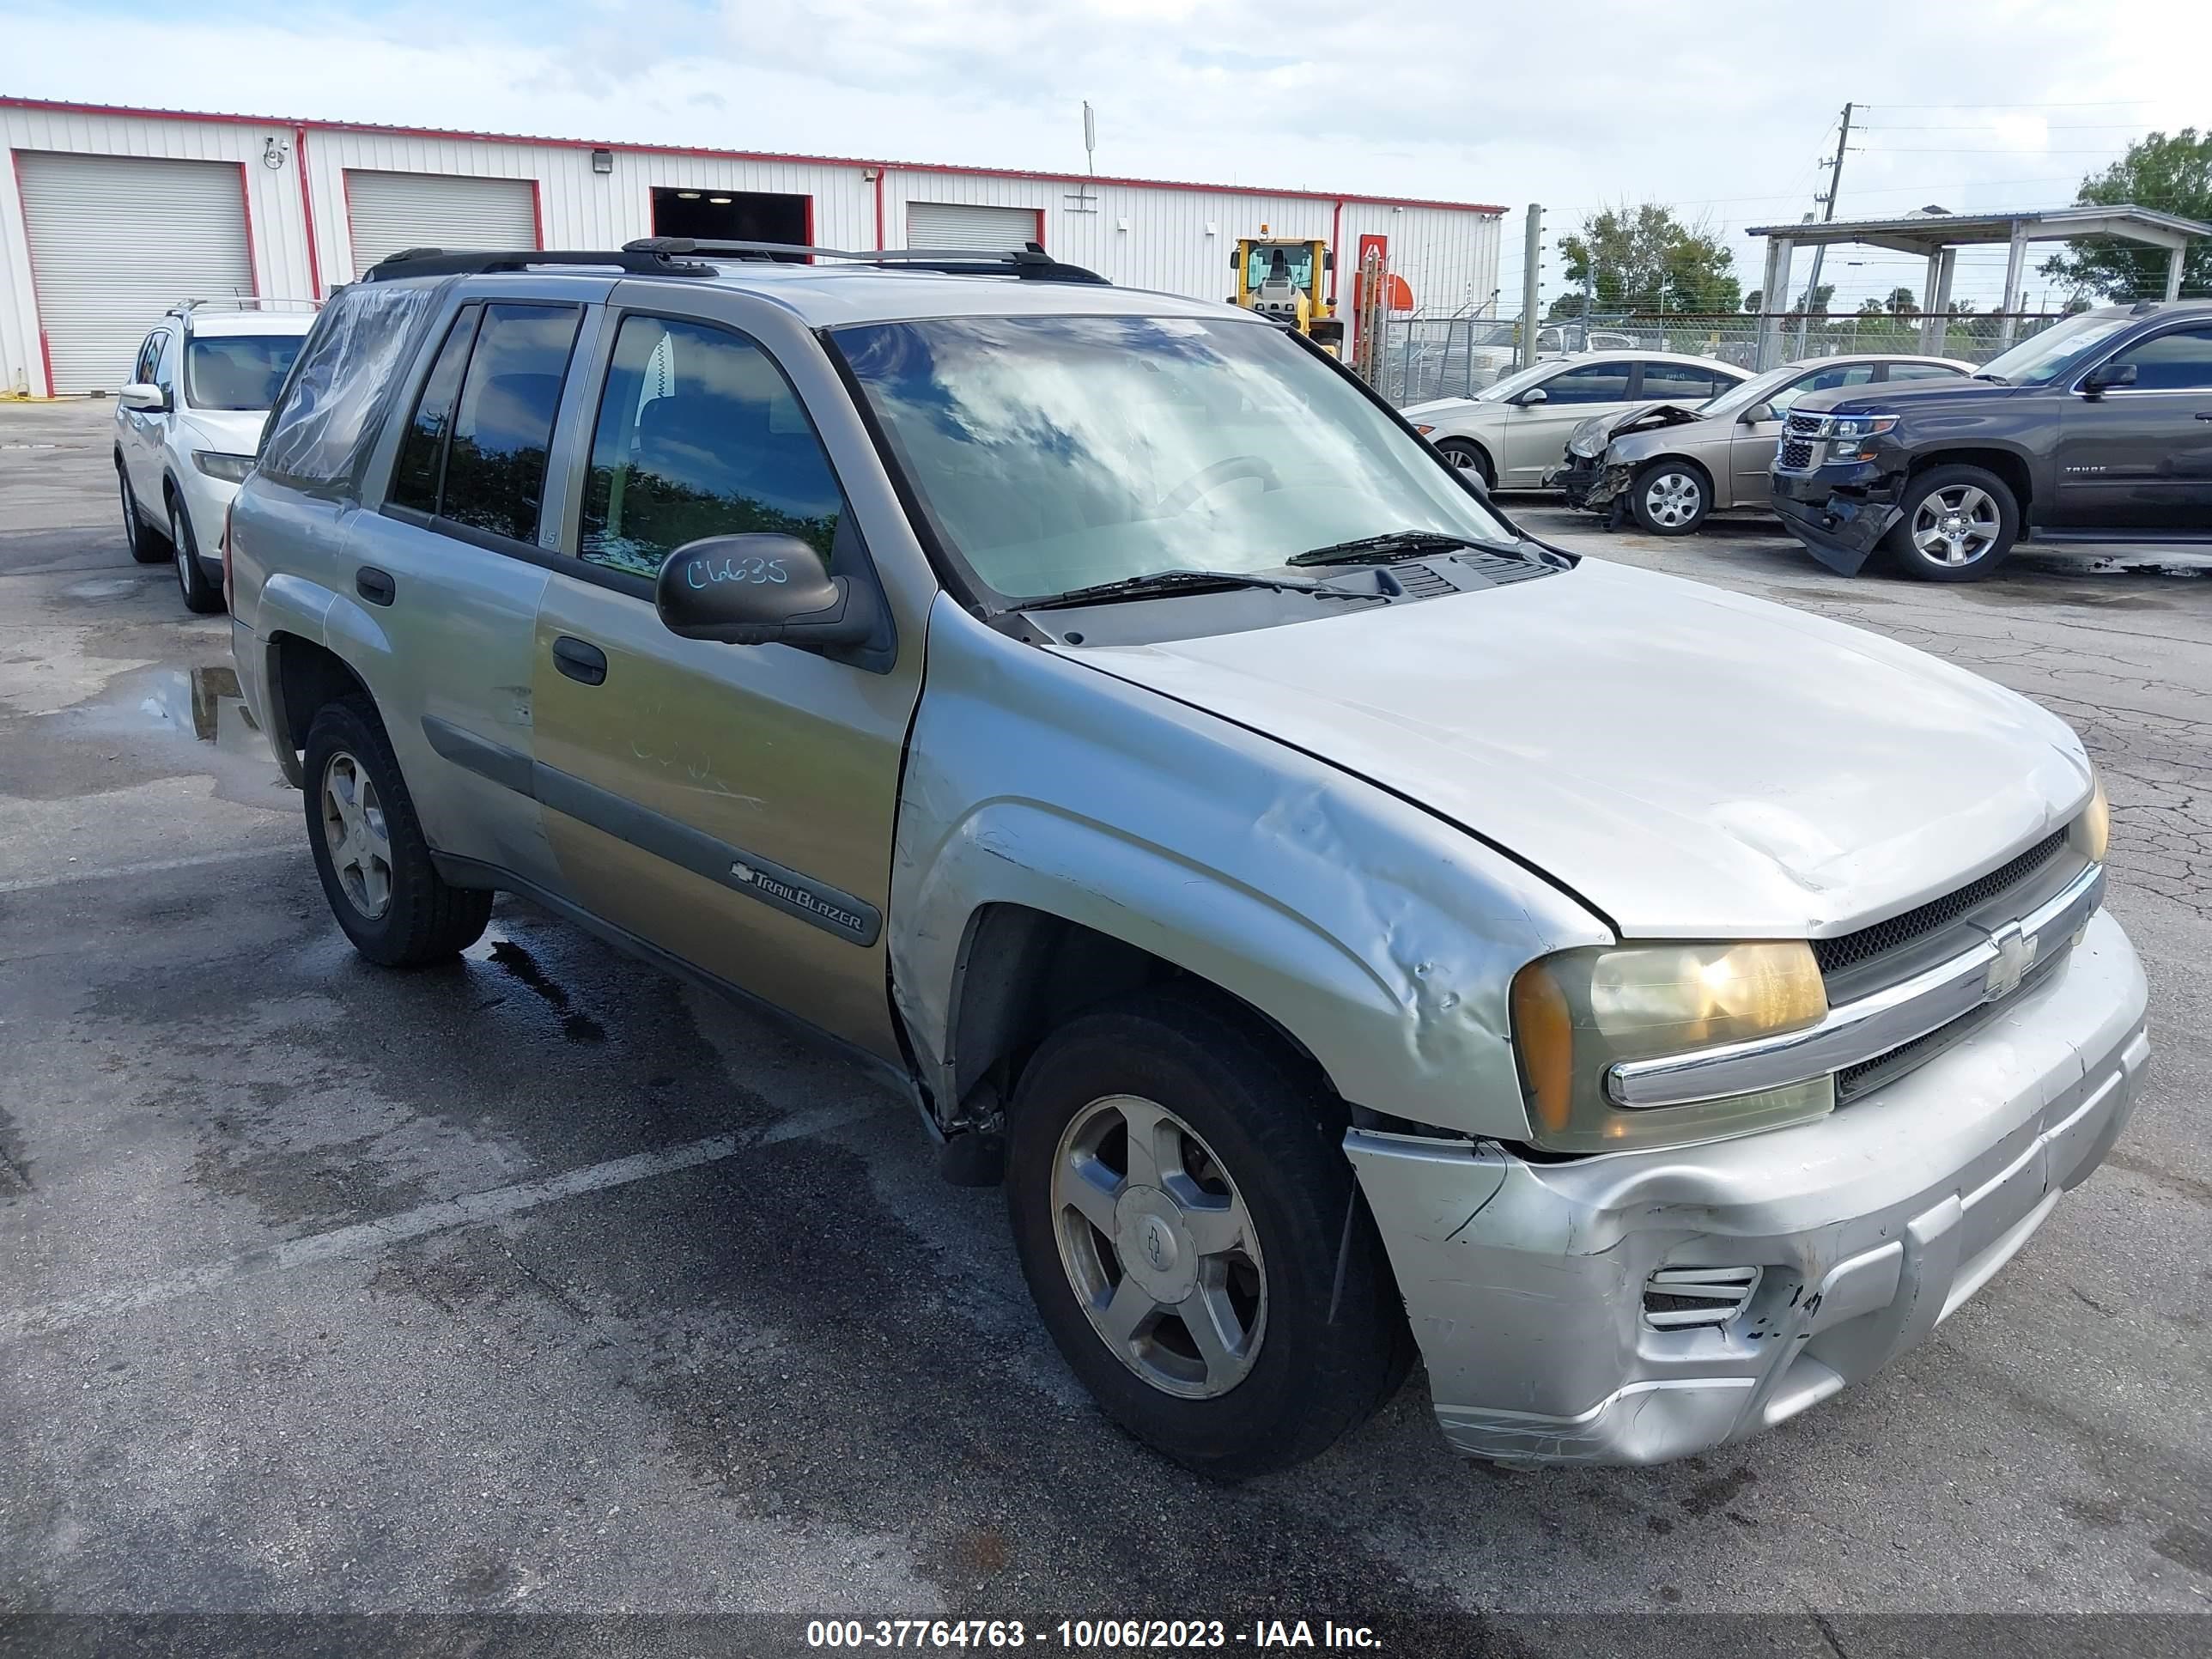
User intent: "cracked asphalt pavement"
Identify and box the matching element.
[2,399,2208,1650]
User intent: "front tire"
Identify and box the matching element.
[302,695,491,967]
[118,465,165,564]
[1629,459,1710,535]
[1006,989,1410,1479]
[1882,464,2018,581]
[1434,439,1495,490]
[168,495,224,614]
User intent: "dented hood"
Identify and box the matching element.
[1076,558,2089,939]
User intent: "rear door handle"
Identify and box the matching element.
[551,635,608,686]
[356,566,396,606]
[2196,412,2212,422]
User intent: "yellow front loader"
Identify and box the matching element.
[1231,235,1344,355]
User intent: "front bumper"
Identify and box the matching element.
[1348,908,2149,1466]
[1770,467,1901,575]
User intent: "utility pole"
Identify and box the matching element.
[1796,101,1852,356]
[1519,205,1542,371]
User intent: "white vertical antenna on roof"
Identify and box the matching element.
[1066,102,1100,215]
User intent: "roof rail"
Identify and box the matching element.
[361,246,718,282]
[362,240,1110,287]
[168,296,324,314]
[623,237,1109,284]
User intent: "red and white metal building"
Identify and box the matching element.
[0,97,1504,397]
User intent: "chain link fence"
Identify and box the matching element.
[1370,310,2072,406]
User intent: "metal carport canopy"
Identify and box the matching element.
[1742,203,2212,367]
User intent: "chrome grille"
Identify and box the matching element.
[1778,437,1815,471]
[1813,830,2069,978]
[1784,411,1824,438]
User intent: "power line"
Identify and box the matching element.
[1856,98,2177,109]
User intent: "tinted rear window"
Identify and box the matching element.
[436,304,580,544]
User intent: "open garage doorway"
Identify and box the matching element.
[650,187,811,255]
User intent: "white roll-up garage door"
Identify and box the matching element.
[15,152,254,395]
[345,171,538,276]
[905,202,1041,252]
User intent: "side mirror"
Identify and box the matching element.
[655,534,875,648]
[1517,386,1549,406]
[1741,404,1773,424]
[120,382,167,413]
[2081,360,2136,396]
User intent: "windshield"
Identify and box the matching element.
[185,333,305,411]
[1698,362,1803,421]
[832,313,1518,603]
[1243,243,1315,293]
[1474,359,1561,402]
[1974,313,2133,386]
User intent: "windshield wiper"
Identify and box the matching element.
[1288,529,1506,567]
[1018,568,1324,612]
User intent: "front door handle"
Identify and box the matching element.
[2195,412,2212,422]
[551,635,608,686]
[356,566,395,606]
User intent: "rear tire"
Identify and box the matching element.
[118,465,166,564]
[1434,439,1495,490]
[1881,464,2018,581]
[1629,459,1710,536]
[168,494,224,614]
[1006,988,1412,1480]
[302,694,491,967]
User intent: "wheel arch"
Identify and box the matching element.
[1906,447,2033,519]
[939,902,1339,1133]
[267,632,374,771]
[1434,434,1497,483]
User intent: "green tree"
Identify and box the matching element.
[1743,289,1762,313]
[2040,128,2212,299]
[1886,286,1920,320]
[1552,204,1742,317]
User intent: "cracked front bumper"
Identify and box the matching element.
[1347,909,2149,1467]
[1771,469,1901,575]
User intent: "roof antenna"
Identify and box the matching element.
[1083,100,1097,178]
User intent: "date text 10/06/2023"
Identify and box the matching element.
[806,1620,1383,1650]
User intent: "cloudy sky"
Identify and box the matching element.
[7,0,2208,310]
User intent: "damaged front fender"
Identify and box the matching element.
[890,595,1613,1141]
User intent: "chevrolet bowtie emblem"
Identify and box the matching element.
[1984,921,2039,1001]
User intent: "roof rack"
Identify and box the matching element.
[359,240,1108,286]
[362,246,719,282]
[625,237,1109,284]
[167,296,324,314]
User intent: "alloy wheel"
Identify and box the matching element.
[1051,1093,1267,1398]
[319,751,393,920]
[1643,471,1703,529]
[1911,483,2000,567]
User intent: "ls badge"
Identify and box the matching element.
[1984,921,2040,1001]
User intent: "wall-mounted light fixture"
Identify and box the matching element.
[678,191,702,200]
[261,136,289,170]
[1204,221,1217,236]
[591,148,614,174]
[709,197,732,205]
[862,167,879,183]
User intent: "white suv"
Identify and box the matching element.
[115,301,318,612]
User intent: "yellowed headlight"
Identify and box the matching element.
[2071,769,2109,864]
[1510,942,1830,1154]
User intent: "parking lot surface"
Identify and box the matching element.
[3,398,2209,1644]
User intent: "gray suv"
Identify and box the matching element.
[229,240,2148,1476]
